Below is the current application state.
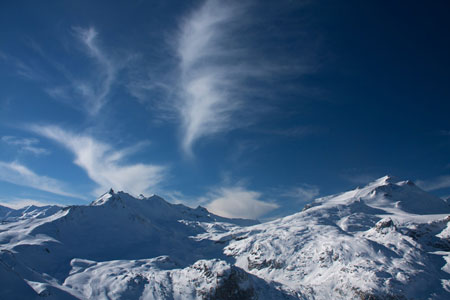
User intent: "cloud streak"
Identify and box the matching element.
[69,27,117,114]
[1,135,50,155]
[170,0,317,155]
[282,184,319,203]
[31,125,166,196]
[416,175,450,191]
[205,186,279,219]
[0,197,63,209]
[8,27,118,115]
[0,161,79,198]
[175,0,245,154]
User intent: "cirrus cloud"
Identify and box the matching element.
[0,161,80,198]
[169,0,316,155]
[30,125,166,196]
[8,26,120,116]
[175,0,245,155]
[1,135,50,155]
[282,184,320,203]
[69,26,117,115]
[416,175,450,191]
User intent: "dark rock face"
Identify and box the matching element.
[405,216,450,251]
[212,268,255,300]
[375,218,395,232]
[247,257,284,271]
[352,288,407,300]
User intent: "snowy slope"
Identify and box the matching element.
[0,205,13,220]
[219,176,450,299]
[1,176,450,299]
[0,190,264,299]
[0,204,63,223]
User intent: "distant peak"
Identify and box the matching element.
[145,194,165,202]
[91,190,116,206]
[365,176,422,192]
[195,205,209,213]
[379,175,397,183]
[366,175,400,188]
[397,179,416,187]
[90,190,167,207]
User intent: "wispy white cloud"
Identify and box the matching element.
[121,1,318,155]
[22,147,49,155]
[205,186,278,219]
[416,175,450,191]
[0,161,79,198]
[2,136,38,146]
[169,0,317,155]
[0,48,51,82]
[282,184,319,202]
[175,0,245,155]
[5,27,118,115]
[68,27,117,114]
[15,60,46,81]
[31,125,166,196]
[1,135,50,155]
[44,27,118,115]
[0,197,63,209]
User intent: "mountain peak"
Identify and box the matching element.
[366,175,399,188]
[90,190,115,206]
[310,175,450,215]
[91,189,142,206]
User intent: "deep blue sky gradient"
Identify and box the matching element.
[1,0,449,218]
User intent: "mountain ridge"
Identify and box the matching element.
[1,176,450,299]
[0,204,63,223]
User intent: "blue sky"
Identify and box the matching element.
[0,0,449,219]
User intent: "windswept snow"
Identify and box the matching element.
[1,176,450,299]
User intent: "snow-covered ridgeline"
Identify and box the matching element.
[0,176,449,299]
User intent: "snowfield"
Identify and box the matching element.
[1,176,449,299]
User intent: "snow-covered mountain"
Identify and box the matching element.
[1,176,450,299]
[0,204,62,223]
